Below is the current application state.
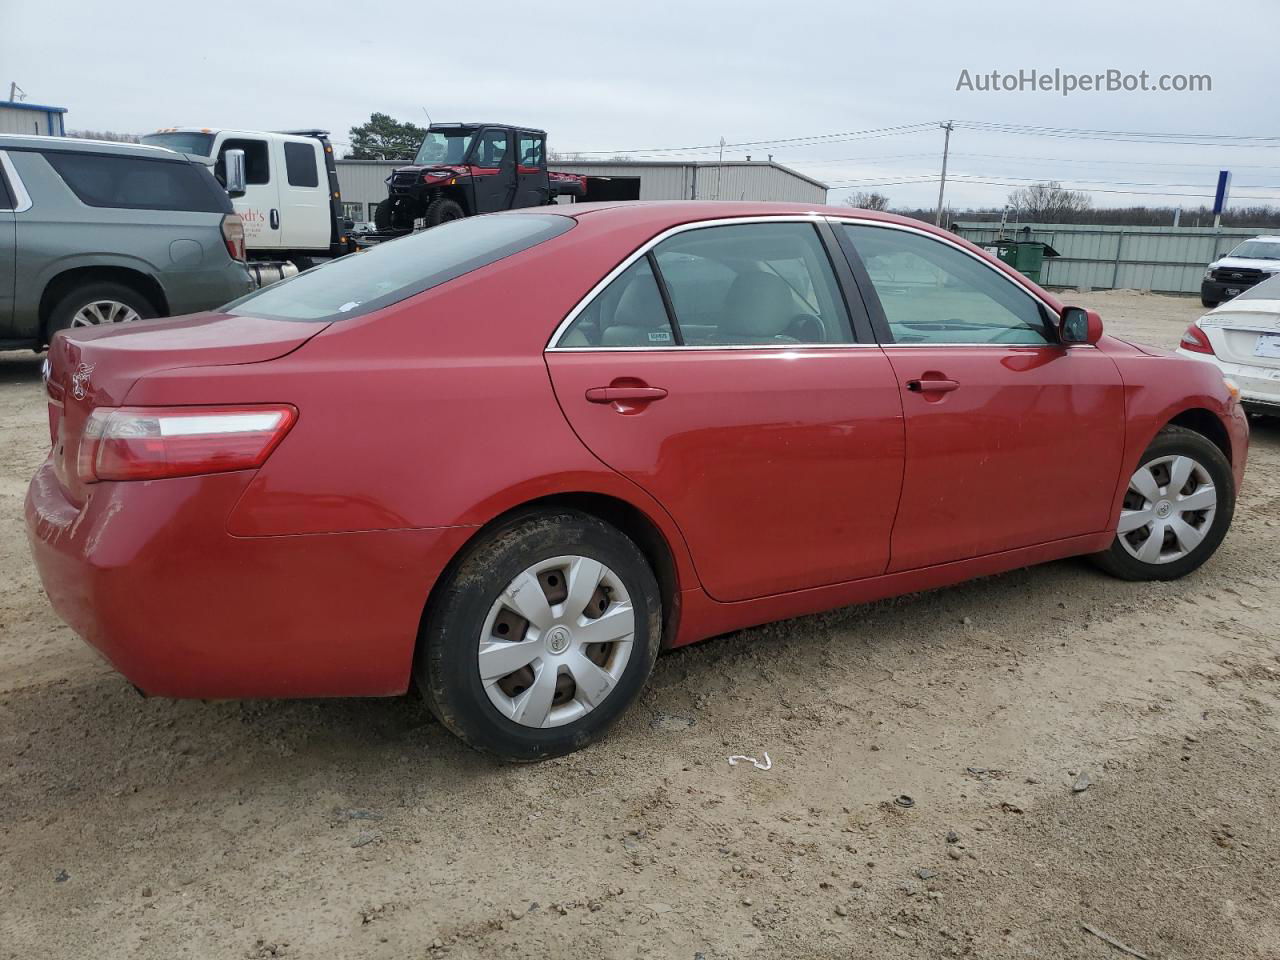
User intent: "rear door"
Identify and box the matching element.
[215,135,282,249]
[835,220,1125,571]
[469,128,516,213]
[276,138,331,250]
[514,132,549,208]
[545,219,905,603]
[0,152,16,330]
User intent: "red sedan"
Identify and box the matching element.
[26,202,1248,759]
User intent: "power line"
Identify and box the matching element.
[827,175,1280,203]
[566,122,937,157]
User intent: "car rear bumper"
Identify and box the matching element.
[162,261,254,316]
[25,459,474,698]
[1174,347,1280,409]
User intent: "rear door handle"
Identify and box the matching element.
[906,378,960,394]
[585,386,669,403]
[270,208,280,230]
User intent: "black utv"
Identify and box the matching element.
[372,124,586,231]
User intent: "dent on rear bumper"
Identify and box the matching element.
[25,460,474,698]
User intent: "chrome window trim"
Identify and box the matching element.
[0,151,33,213]
[544,214,881,352]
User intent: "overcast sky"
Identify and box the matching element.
[4,0,1277,211]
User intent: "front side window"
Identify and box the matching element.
[558,258,676,347]
[226,213,573,322]
[44,152,229,213]
[474,129,511,167]
[415,130,475,165]
[284,141,319,187]
[215,138,270,185]
[842,224,1051,345]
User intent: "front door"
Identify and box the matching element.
[836,221,1125,571]
[514,132,549,208]
[545,220,905,602]
[216,136,282,250]
[469,128,516,214]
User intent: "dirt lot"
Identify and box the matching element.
[2,290,1278,960]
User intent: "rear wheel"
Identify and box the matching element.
[1092,425,1234,581]
[416,510,661,760]
[46,281,156,342]
[425,197,466,227]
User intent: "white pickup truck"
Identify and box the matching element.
[141,127,351,285]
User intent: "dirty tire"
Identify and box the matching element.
[416,510,661,761]
[45,281,156,342]
[373,199,393,231]
[1092,425,1235,581]
[425,197,466,227]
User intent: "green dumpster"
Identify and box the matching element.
[991,239,1060,284]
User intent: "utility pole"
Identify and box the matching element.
[716,136,726,200]
[935,120,954,226]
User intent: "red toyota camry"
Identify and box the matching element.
[26,202,1248,759]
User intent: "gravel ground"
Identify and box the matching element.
[2,290,1278,960]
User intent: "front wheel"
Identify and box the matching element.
[416,510,662,760]
[1092,425,1235,581]
[425,197,466,227]
[1201,295,1219,309]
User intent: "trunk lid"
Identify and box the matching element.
[1200,303,1280,369]
[46,312,327,503]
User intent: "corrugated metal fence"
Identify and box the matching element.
[955,222,1262,294]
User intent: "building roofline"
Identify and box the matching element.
[1,101,68,114]
[333,156,828,189]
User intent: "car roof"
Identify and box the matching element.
[0,133,187,159]
[429,123,547,135]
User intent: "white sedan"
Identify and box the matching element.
[1178,272,1280,416]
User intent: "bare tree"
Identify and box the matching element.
[1006,182,1092,223]
[66,129,141,143]
[845,190,890,211]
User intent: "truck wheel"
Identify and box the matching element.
[425,198,466,227]
[1200,295,1218,308]
[46,281,156,342]
[373,199,394,231]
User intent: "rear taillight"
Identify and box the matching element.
[1180,324,1215,355]
[221,214,246,261]
[76,405,296,484]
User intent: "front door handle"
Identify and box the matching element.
[270,208,280,230]
[585,386,668,404]
[906,377,960,394]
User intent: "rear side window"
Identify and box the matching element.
[0,157,12,209]
[519,135,545,169]
[227,213,573,322]
[44,152,229,213]
[284,142,319,187]
[558,258,676,347]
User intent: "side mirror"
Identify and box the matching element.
[1058,306,1103,346]
[224,148,247,198]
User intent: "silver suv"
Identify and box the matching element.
[0,135,252,349]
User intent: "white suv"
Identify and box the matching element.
[1201,235,1280,308]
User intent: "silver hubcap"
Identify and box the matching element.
[71,299,142,327]
[1118,454,1217,564]
[479,555,635,729]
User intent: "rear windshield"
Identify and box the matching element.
[140,132,216,156]
[226,213,574,322]
[44,151,230,213]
